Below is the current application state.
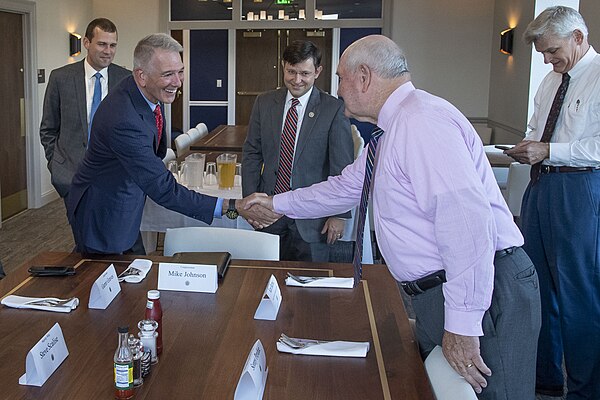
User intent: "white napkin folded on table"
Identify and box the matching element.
[285,276,354,288]
[118,259,153,283]
[1,295,79,313]
[277,339,370,357]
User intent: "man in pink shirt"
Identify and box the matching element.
[243,35,541,399]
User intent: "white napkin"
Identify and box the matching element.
[277,339,370,358]
[118,259,152,283]
[1,295,79,313]
[285,276,354,289]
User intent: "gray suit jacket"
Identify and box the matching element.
[39,60,131,197]
[242,87,354,242]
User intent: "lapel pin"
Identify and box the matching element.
[308,111,315,118]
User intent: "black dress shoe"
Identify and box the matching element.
[535,384,564,397]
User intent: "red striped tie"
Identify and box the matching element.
[274,98,300,194]
[154,105,163,147]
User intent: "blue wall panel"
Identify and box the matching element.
[189,30,228,101]
[190,106,227,133]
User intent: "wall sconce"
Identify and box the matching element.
[69,33,81,57]
[500,28,514,55]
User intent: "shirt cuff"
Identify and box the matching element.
[213,198,224,219]
[444,308,485,337]
[548,142,570,164]
[272,193,287,214]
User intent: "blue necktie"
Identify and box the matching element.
[88,72,102,142]
[352,127,384,286]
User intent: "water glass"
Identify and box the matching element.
[204,162,218,186]
[234,163,242,187]
[178,161,187,186]
[167,160,179,182]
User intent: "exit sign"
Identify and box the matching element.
[276,0,293,4]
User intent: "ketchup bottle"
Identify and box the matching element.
[145,290,163,355]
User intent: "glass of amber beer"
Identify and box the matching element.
[216,153,237,189]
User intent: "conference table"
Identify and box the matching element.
[191,124,248,153]
[0,252,433,399]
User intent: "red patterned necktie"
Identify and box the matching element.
[274,98,300,194]
[352,127,384,286]
[154,105,163,147]
[530,73,570,183]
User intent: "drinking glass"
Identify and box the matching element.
[234,163,242,187]
[178,161,187,186]
[167,160,179,182]
[216,153,237,189]
[204,162,218,186]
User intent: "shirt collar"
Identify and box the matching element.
[285,86,313,107]
[567,45,598,80]
[84,58,108,81]
[377,81,416,132]
[137,86,160,111]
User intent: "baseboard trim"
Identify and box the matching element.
[40,189,60,208]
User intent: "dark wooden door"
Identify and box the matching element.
[235,29,332,125]
[0,12,27,220]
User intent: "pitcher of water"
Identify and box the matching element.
[181,153,205,189]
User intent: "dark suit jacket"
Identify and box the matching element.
[242,87,353,242]
[39,60,131,197]
[66,76,218,254]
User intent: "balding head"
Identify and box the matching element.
[341,35,409,79]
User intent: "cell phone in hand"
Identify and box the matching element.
[28,266,76,277]
[495,145,513,151]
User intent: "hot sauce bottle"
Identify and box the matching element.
[114,326,134,400]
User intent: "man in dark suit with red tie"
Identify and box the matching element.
[67,33,278,254]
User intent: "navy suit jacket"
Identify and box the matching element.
[67,75,217,254]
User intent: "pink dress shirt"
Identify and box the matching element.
[273,82,523,336]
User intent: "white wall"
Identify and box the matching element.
[389,0,494,119]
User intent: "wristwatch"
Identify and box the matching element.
[226,198,239,220]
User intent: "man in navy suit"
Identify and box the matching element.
[40,18,130,199]
[67,34,278,254]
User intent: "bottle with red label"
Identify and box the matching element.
[144,290,162,355]
[114,326,134,400]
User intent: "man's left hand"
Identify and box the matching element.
[505,140,549,164]
[321,218,346,244]
[442,330,492,394]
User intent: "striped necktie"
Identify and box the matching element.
[352,127,384,286]
[88,72,102,142]
[530,72,570,183]
[274,98,300,194]
[154,105,163,149]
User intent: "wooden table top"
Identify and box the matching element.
[191,125,248,153]
[0,252,433,400]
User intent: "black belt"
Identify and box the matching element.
[401,246,521,296]
[540,165,600,174]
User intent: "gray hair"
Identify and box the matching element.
[523,6,588,44]
[342,35,409,79]
[133,33,183,69]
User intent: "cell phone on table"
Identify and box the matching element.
[28,266,76,277]
[495,145,513,151]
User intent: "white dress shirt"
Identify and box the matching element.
[84,59,109,125]
[525,46,600,167]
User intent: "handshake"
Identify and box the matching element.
[231,193,280,229]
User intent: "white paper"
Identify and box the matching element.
[285,276,354,289]
[19,323,69,386]
[276,339,370,358]
[157,262,218,293]
[88,264,121,309]
[254,275,281,321]
[1,295,79,313]
[234,340,268,400]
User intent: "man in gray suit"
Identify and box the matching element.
[40,18,130,199]
[242,40,354,262]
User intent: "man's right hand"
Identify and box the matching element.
[236,194,280,229]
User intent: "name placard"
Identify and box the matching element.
[157,262,218,293]
[234,339,268,400]
[19,323,69,387]
[88,264,121,309]
[254,274,281,321]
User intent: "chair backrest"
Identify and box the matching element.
[424,346,478,400]
[162,148,176,165]
[351,124,365,159]
[164,227,280,260]
[175,133,192,157]
[504,162,531,217]
[186,127,201,143]
[195,123,209,140]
